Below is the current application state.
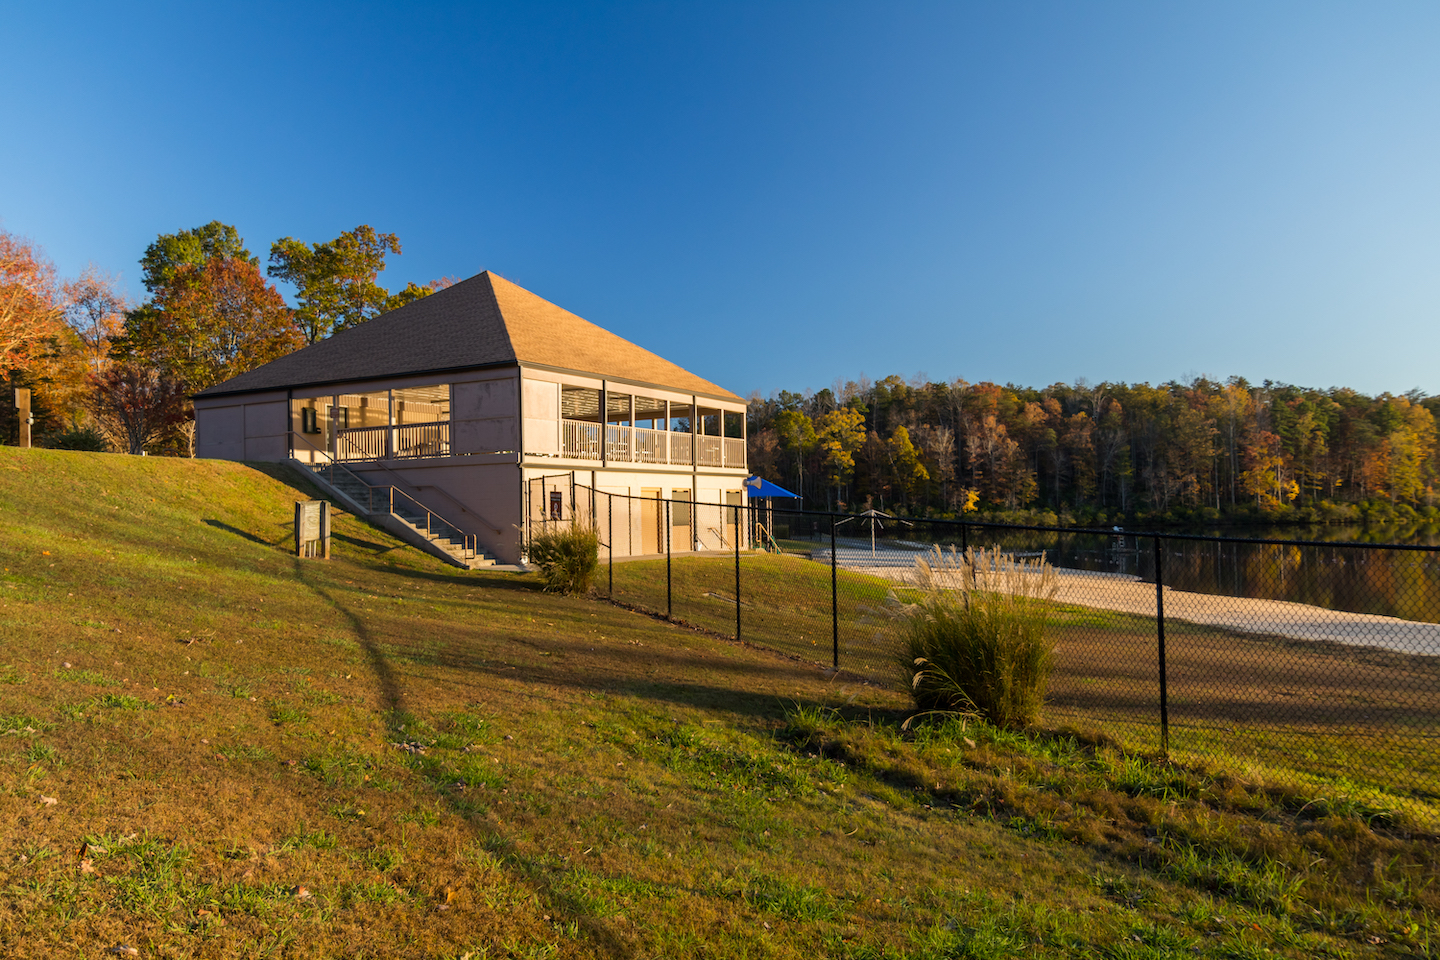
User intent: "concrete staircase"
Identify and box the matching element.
[293,460,501,570]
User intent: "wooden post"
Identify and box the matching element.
[14,389,31,449]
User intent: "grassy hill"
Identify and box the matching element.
[1,446,1437,959]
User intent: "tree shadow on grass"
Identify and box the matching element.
[289,559,640,959]
[202,519,277,548]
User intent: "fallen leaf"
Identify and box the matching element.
[80,859,96,874]
[106,946,138,957]
[294,886,312,900]
[39,795,57,806]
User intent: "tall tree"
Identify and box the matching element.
[815,406,866,507]
[140,221,254,293]
[63,266,127,375]
[268,225,408,343]
[0,228,61,373]
[118,258,299,394]
[88,362,189,455]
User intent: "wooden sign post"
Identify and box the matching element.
[14,389,31,449]
[294,500,331,559]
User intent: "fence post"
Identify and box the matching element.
[1154,535,1170,756]
[608,491,614,599]
[665,499,672,620]
[734,504,741,642]
[961,521,968,552]
[830,514,839,670]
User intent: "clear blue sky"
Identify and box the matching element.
[4,2,1438,399]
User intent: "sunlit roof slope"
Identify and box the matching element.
[196,271,740,401]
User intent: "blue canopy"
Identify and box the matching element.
[745,476,800,499]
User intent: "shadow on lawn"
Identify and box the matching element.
[290,559,640,958]
[202,518,278,547]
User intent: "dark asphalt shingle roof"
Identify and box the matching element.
[195,271,740,401]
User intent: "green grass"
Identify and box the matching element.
[2,445,1439,958]
[609,548,1440,824]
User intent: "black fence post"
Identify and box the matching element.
[734,504,742,642]
[1154,535,1170,756]
[608,491,614,599]
[830,514,839,670]
[961,520,968,552]
[665,499,672,620]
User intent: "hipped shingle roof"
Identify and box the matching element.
[195,271,740,401]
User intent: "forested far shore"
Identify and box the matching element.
[746,375,1440,527]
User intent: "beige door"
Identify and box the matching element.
[725,491,743,549]
[670,489,693,552]
[640,488,662,555]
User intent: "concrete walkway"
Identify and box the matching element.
[835,560,1440,658]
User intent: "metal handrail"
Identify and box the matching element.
[292,431,478,561]
[333,431,499,543]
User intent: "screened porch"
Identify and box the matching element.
[559,386,745,468]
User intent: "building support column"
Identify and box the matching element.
[600,380,608,467]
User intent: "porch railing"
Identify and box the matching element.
[333,422,450,462]
[558,418,744,469]
[562,420,602,460]
[289,431,480,562]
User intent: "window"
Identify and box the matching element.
[671,489,692,526]
[549,491,564,520]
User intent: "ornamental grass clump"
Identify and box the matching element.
[889,545,1058,728]
[526,523,600,595]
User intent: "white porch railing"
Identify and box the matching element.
[558,418,745,469]
[670,433,693,465]
[605,423,631,462]
[696,436,722,467]
[335,422,450,461]
[562,420,602,460]
[634,426,667,462]
[395,422,449,458]
[337,425,388,461]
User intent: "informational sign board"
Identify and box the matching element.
[294,500,331,559]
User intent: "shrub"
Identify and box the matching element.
[888,546,1058,728]
[526,523,600,595]
[42,426,108,451]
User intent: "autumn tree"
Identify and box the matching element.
[268,225,423,343]
[0,228,61,373]
[886,425,930,506]
[140,221,255,293]
[118,258,299,394]
[64,267,127,374]
[89,362,189,455]
[773,409,817,494]
[814,406,866,507]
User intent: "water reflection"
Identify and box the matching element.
[969,525,1440,625]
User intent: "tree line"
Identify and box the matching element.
[747,375,1440,525]
[1,221,450,454]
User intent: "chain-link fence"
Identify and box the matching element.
[523,483,1440,819]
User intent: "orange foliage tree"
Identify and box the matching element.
[0,229,61,373]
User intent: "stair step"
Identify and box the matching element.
[302,463,499,569]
